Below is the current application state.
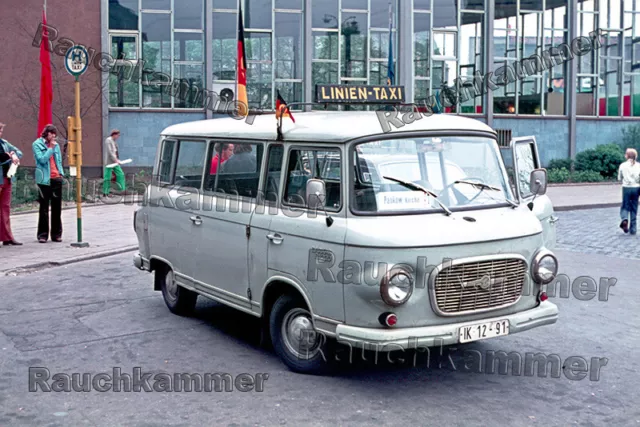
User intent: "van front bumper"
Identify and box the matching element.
[334,301,558,350]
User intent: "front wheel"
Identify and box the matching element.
[269,294,334,375]
[157,266,197,316]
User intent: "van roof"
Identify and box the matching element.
[160,110,496,143]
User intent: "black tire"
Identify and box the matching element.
[269,294,334,375]
[157,265,197,316]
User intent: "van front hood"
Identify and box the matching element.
[345,205,542,248]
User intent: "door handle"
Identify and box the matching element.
[549,215,559,224]
[190,215,203,226]
[266,233,284,245]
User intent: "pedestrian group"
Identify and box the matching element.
[0,122,127,248]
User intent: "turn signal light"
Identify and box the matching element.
[539,292,548,302]
[379,312,397,327]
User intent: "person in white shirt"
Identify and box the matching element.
[618,148,640,234]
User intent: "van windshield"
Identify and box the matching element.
[352,136,516,214]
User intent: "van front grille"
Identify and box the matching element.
[432,258,527,315]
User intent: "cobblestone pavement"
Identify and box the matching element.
[555,206,640,259]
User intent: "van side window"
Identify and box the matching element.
[264,144,284,203]
[158,140,176,184]
[284,149,341,211]
[206,142,264,199]
[174,140,207,189]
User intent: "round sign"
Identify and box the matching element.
[65,45,89,77]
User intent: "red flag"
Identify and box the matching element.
[38,9,53,137]
[236,4,248,117]
[275,90,295,123]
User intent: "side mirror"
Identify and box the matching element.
[306,178,326,210]
[529,168,547,196]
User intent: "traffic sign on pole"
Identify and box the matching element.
[65,45,90,248]
[64,45,89,78]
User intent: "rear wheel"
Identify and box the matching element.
[269,294,334,374]
[157,266,197,316]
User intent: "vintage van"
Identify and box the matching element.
[133,109,559,374]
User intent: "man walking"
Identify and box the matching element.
[618,148,640,234]
[103,129,126,197]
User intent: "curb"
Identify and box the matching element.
[548,182,619,187]
[554,202,619,212]
[11,197,144,216]
[2,245,139,276]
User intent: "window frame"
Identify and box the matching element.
[347,131,513,217]
[173,138,209,191]
[202,139,266,203]
[156,138,178,186]
[108,0,206,111]
[281,144,344,214]
[260,142,285,207]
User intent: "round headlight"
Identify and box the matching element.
[532,250,558,284]
[380,267,414,306]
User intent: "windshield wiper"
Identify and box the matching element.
[382,176,452,216]
[453,180,518,208]
[454,180,501,191]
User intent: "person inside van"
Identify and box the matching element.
[219,144,256,174]
[209,142,234,174]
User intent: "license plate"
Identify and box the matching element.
[459,319,510,343]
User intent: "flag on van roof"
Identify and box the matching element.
[275,90,295,123]
[236,4,248,117]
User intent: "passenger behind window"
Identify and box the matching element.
[210,143,234,174]
[216,144,261,199]
[220,144,256,174]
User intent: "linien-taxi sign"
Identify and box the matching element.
[315,84,405,103]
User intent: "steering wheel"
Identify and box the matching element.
[439,177,487,204]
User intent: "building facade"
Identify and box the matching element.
[102,0,640,168]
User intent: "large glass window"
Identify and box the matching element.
[413,0,485,114]
[577,0,639,117]
[109,0,205,109]
[141,12,172,108]
[213,0,303,111]
[109,0,139,30]
[313,0,397,110]
[109,34,140,107]
[494,0,568,115]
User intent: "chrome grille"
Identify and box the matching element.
[432,258,527,315]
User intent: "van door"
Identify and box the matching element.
[265,146,346,323]
[148,139,205,284]
[248,143,283,310]
[191,141,264,312]
[508,136,558,249]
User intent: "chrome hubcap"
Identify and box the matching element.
[165,270,178,301]
[281,308,321,360]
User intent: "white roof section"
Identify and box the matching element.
[160,111,496,143]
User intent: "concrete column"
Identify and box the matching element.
[486,0,494,127]
[206,0,214,119]
[398,0,413,102]
[304,0,313,111]
[568,0,578,159]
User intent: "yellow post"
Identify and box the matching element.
[71,77,89,247]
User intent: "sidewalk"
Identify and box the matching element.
[547,182,621,211]
[2,202,139,275]
[0,183,623,275]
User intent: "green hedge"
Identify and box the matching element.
[547,167,605,183]
[574,143,625,179]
